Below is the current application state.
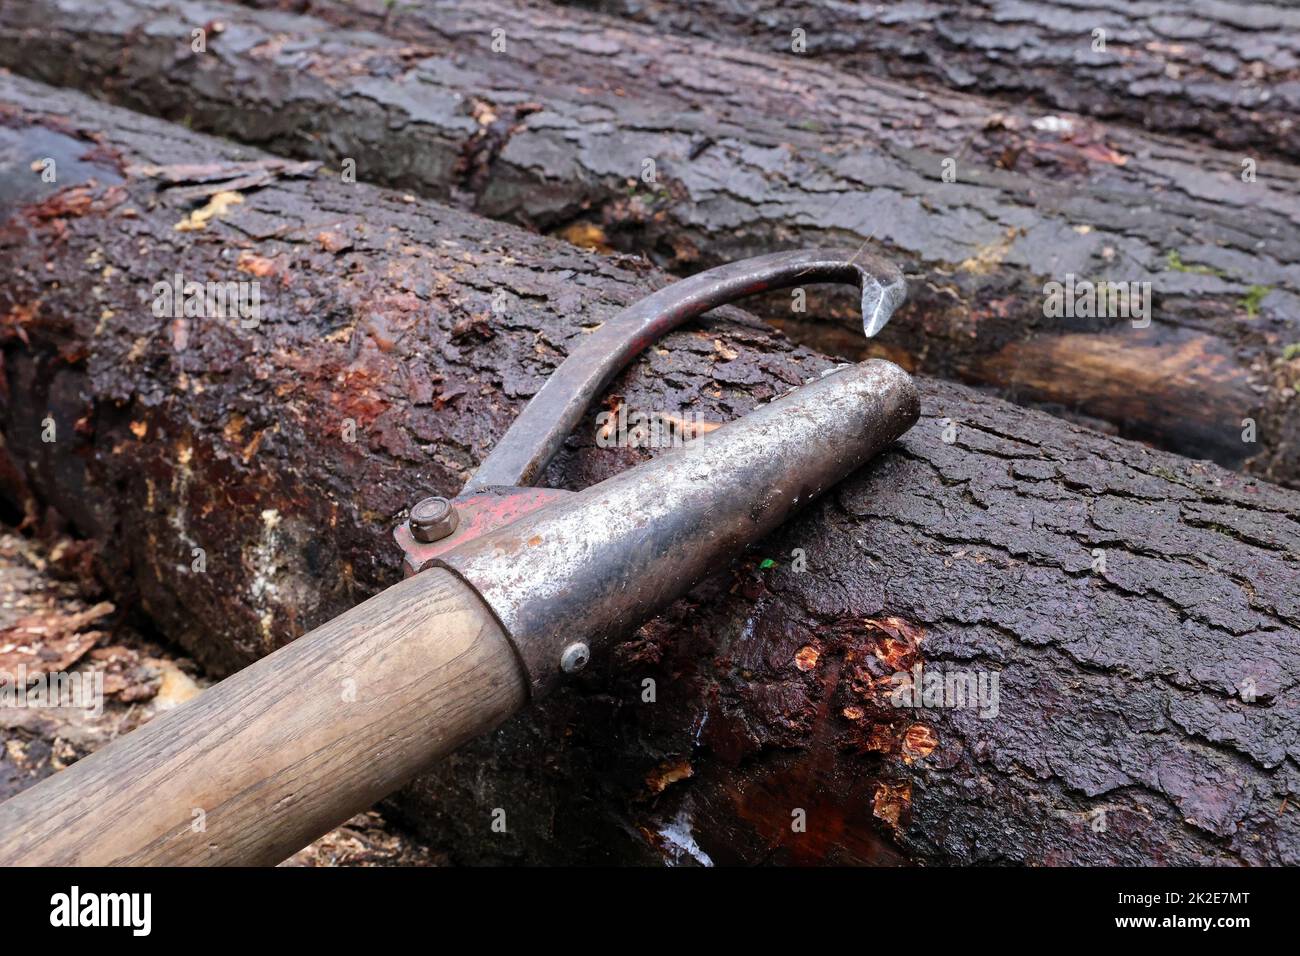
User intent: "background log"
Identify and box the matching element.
[558,0,1300,163]
[2,0,1298,484]
[2,76,1298,865]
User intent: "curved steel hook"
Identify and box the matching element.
[467,248,905,491]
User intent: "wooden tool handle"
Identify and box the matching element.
[0,569,525,865]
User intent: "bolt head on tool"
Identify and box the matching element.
[410,496,459,543]
[560,642,590,674]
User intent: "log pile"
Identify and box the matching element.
[559,0,1300,162]
[1,75,1297,865]
[1,0,1298,485]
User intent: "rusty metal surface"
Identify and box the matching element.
[465,249,905,492]
[436,360,920,697]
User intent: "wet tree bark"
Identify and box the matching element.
[2,76,1298,865]
[2,0,1298,485]
[559,0,1300,164]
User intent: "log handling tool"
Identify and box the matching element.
[0,249,919,866]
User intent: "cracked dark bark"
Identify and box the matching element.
[1,76,1298,865]
[1,0,1297,486]
[559,0,1300,164]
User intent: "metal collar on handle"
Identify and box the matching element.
[437,359,920,697]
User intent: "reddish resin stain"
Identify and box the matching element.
[24,184,99,221]
[644,759,693,795]
[236,252,281,278]
[864,615,924,671]
[821,613,935,762]
[902,723,938,761]
[794,645,820,671]
[873,781,912,831]
[316,229,351,254]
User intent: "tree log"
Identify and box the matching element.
[2,76,1298,865]
[2,0,1299,485]
[560,0,1300,163]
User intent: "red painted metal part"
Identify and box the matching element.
[396,487,573,575]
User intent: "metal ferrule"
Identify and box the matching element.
[435,359,920,698]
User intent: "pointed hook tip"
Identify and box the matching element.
[857,268,907,339]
